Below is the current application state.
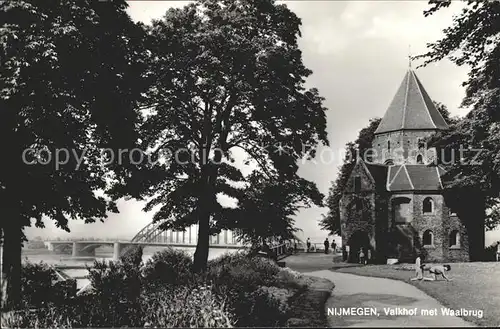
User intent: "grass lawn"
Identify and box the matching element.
[334,262,500,327]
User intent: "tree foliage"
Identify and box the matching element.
[417,0,500,259]
[234,172,323,246]
[112,0,328,271]
[434,101,459,126]
[0,0,147,308]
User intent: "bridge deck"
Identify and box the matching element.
[47,241,246,249]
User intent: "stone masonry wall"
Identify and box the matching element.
[446,215,470,262]
[340,193,377,256]
[374,193,389,263]
[371,131,403,164]
[411,193,445,261]
[340,160,385,261]
[385,193,469,262]
[411,193,469,262]
[372,130,438,165]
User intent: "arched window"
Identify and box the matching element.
[423,230,433,246]
[423,197,434,214]
[449,230,460,248]
[384,159,394,166]
[416,154,423,164]
[387,141,391,151]
[392,197,412,224]
[365,149,374,163]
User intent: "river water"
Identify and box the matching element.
[22,246,239,290]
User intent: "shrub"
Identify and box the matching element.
[120,245,144,267]
[9,250,300,328]
[52,279,77,304]
[206,251,249,268]
[213,283,291,327]
[84,257,143,327]
[206,253,280,289]
[0,307,72,329]
[13,251,145,328]
[20,261,58,308]
[250,286,291,325]
[142,247,194,287]
[141,284,233,328]
[484,244,498,261]
[248,257,281,285]
[275,267,304,290]
[206,253,294,327]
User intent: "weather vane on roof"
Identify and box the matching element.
[408,44,412,69]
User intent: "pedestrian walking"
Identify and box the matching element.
[410,254,423,281]
[324,238,330,254]
[359,248,365,264]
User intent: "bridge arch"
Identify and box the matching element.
[53,243,73,253]
[131,221,242,246]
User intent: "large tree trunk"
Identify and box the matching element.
[0,227,4,310]
[466,209,485,261]
[193,208,210,272]
[460,195,486,262]
[1,223,22,310]
[192,108,229,271]
[446,191,486,262]
[193,167,216,273]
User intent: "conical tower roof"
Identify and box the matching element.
[375,70,449,134]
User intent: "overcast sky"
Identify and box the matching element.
[26,0,471,243]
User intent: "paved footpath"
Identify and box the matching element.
[285,254,474,327]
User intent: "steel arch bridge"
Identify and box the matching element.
[131,220,243,247]
[131,219,167,243]
[45,221,302,263]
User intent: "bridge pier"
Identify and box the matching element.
[113,242,126,261]
[72,242,96,257]
[45,242,54,251]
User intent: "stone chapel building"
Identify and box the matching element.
[339,69,470,263]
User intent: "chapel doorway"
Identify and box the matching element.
[347,230,371,263]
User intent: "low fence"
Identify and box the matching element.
[270,243,294,260]
[304,242,340,253]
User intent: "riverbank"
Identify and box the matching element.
[21,246,237,289]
